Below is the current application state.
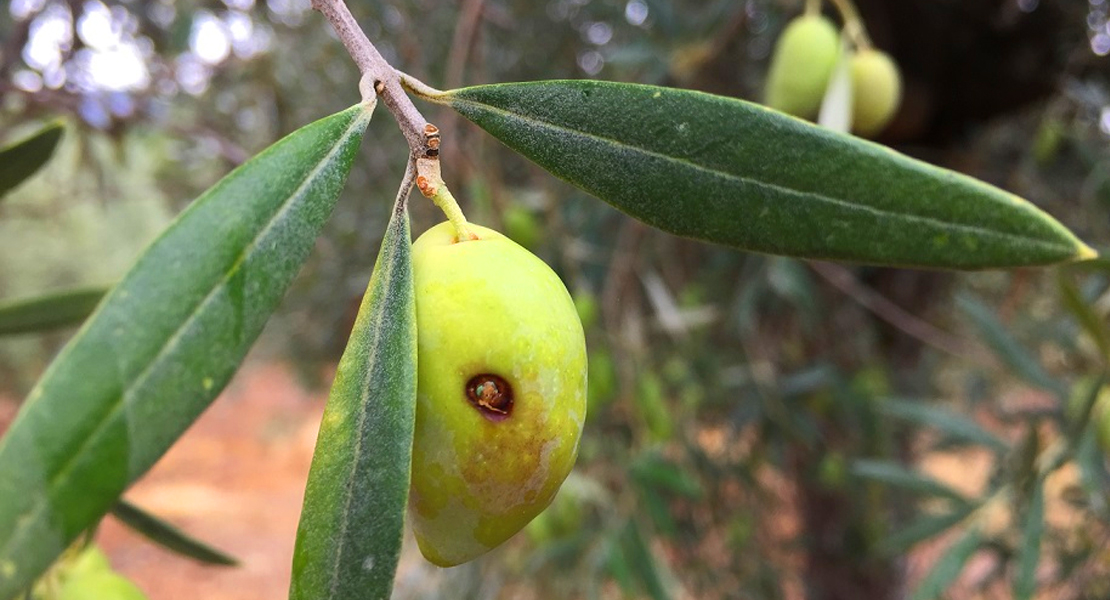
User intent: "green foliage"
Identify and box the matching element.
[109,500,237,567]
[290,198,416,600]
[0,121,63,201]
[958,294,1067,396]
[433,80,1091,269]
[0,104,371,599]
[0,288,107,336]
[911,526,983,600]
[1014,477,1046,600]
[849,459,973,505]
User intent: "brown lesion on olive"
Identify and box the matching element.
[466,374,513,421]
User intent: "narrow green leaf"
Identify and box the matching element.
[1064,375,1104,441]
[957,295,1066,396]
[1058,272,1110,363]
[0,103,372,600]
[875,506,975,556]
[1014,477,1045,600]
[911,526,982,600]
[289,200,416,600]
[0,287,108,336]
[849,459,971,504]
[433,80,1091,269]
[878,399,1009,453]
[110,499,237,566]
[620,520,672,600]
[0,121,64,200]
[630,453,703,499]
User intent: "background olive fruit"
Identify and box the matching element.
[408,221,587,567]
[764,15,842,119]
[57,571,148,600]
[62,546,112,581]
[849,48,902,137]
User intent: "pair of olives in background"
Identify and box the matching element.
[764,14,903,137]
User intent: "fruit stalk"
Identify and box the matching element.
[825,0,871,49]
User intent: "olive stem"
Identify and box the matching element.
[825,0,871,50]
[312,0,473,229]
[415,157,475,241]
[310,0,433,157]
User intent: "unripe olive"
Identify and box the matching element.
[57,572,148,600]
[764,15,842,119]
[63,546,112,581]
[849,48,902,137]
[409,221,587,567]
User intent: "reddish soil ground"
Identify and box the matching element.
[0,364,1093,600]
[91,361,324,600]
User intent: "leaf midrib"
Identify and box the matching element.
[325,225,401,598]
[449,95,1072,256]
[0,109,368,565]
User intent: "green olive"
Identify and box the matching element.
[57,572,148,600]
[849,48,902,137]
[409,221,587,567]
[764,15,842,119]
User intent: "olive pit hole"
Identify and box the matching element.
[466,374,513,421]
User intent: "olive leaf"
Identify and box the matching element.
[0,287,108,336]
[428,80,1092,269]
[957,294,1067,396]
[1014,477,1046,600]
[911,526,983,600]
[849,459,972,505]
[110,499,237,566]
[0,103,372,600]
[0,120,64,201]
[289,198,416,600]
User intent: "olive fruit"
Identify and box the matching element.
[849,48,902,137]
[409,221,587,567]
[764,15,842,119]
[58,572,148,600]
[63,546,112,581]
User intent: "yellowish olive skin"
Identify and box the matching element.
[850,49,902,137]
[57,572,148,600]
[409,221,587,567]
[63,547,112,581]
[764,15,842,119]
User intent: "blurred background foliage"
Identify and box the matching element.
[2,0,1110,599]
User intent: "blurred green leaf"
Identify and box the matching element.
[1014,477,1045,600]
[620,520,673,600]
[111,499,237,566]
[878,399,1009,453]
[875,505,976,556]
[958,295,1066,396]
[639,487,677,538]
[0,104,372,600]
[606,532,636,595]
[911,526,982,600]
[630,452,703,499]
[0,287,107,336]
[0,121,64,200]
[289,197,416,600]
[1064,375,1105,441]
[433,80,1092,269]
[636,372,674,441]
[1058,272,1110,363]
[850,459,971,504]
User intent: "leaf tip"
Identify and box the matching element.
[1074,243,1099,262]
